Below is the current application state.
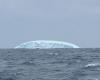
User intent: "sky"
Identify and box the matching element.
[0,0,100,48]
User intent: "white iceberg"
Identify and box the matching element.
[15,40,79,49]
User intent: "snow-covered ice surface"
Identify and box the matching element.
[15,40,79,49]
[0,48,100,80]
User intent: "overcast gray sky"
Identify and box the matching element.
[0,0,100,48]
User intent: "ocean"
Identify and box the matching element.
[0,48,100,80]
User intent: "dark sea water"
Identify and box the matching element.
[0,48,100,80]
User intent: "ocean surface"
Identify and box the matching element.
[0,48,100,80]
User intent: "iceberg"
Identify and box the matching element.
[15,40,79,49]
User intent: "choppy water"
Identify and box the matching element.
[0,48,100,80]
